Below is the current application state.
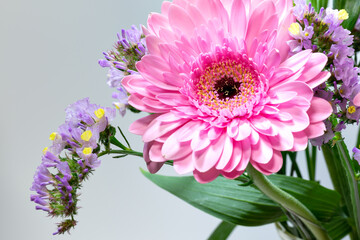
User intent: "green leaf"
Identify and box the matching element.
[324,216,352,240]
[141,169,286,226]
[141,169,345,227]
[207,221,236,240]
[323,140,360,238]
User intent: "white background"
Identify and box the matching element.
[0,0,354,239]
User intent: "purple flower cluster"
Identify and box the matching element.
[99,25,147,116]
[290,0,360,146]
[30,98,115,234]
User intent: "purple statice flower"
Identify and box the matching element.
[289,3,360,144]
[30,164,53,212]
[31,98,115,234]
[293,0,309,20]
[323,9,346,30]
[353,146,360,164]
[65,98,115,132]
[310,120,335,146]
[99,25,147,116]
[107,66,125,88]
[356,16,360,31]
[335,121,346,131]
[112,87,128,117]
[288,21,314,53]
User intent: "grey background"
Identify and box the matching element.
[0,0,355,239]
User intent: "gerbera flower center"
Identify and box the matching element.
[214,76,241,100]
[192,55,260,112]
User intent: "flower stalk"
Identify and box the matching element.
[246,164,331,240]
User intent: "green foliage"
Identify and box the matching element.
[142,169,286,226]
[141,169,348,237]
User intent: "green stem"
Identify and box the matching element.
[98,149,143,158]
[305,145,317,181]
[109,136,129,150]
[247,164,331,240]
[207,221,236,240]
[356,126,360,149]
[288,152,303,178]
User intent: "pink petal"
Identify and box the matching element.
[250,116,277,136]
[230,0,247,38]
[250,128,260,145]
[265,49,281,69]
[354,92,360,107]
[251,150,283,175]
[193,168,220,183]
[307,97,333,123]
[168,4,196,37]
[246,0,276,50]
[147,13,170,36]
[278,106,309,132]
[305,71,331,89]
[149,141,166,162]
[162,130,192,160]
[221,170,244,180]
[161,1,172,15]
[173,153,195,174]
[156,92,189,106]
[186,3,207,26]
[223,141,242,172]
[269,91,297,104]
[144,141,164,173]
[251,135,273,164]
[129,113,161,135]
[136,56,179,90]
[304,122,326,139]
[237,139,251,171]
[290,131,308,151]
[269,81,314,102]
[227,118,240,138]
[274,13,294,62]
[268,120,294,151]
[279,49,312,73]
[146,35,163,56]
[301,53,328,82]
[191,130,211,151]
[128,94,167,113]
[208,127,223,140]
[142,115,188,142]
[196,0,229,29]
[193,133,225,172]
[176,121,207,142]
[216,135,233,170]
[234,120,252,141]
[123,75,154,97]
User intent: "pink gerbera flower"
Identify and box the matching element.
[123,0,333,183]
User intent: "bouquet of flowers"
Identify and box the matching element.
[30,0,360,239]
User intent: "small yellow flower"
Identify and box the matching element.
[82,147,92,155]
[348,106,356,114]
[81,130,92,141]
[288,23,301,36]
[94,108,105,119]
[49,132,57,141]
[338,9,349,21]
[42,147,48,155]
